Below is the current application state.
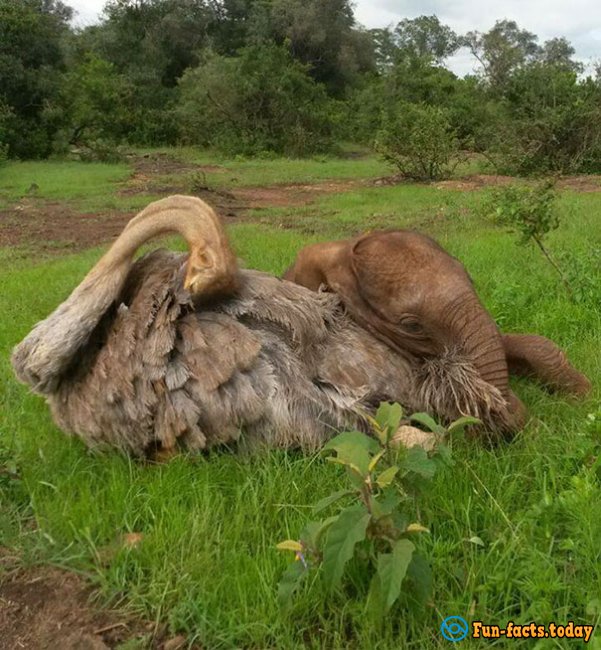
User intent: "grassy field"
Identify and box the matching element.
[1,151,600,648]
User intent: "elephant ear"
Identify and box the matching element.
[350,231,437,316]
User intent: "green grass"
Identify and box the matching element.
[0,160,131,205]
[137,146,391,187]
[1,155,600,648]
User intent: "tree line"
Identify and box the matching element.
[2,0,601,177]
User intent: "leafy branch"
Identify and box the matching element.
[486,180,574,299]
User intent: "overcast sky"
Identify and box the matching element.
[70,0,601,76]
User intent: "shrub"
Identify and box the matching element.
[69,139,126,163]
[487,180,559,245]
[485,181,574,298]
[177,45,339,157]
[483,65,601,175]
[277,403,477,614]
[376,103,464,180]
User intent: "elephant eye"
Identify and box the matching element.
[399,317,424,335]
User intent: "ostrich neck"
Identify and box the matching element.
[92,205,212,275]
[11,203,210,394]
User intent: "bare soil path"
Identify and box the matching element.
[0,562,189,649]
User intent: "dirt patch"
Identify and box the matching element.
[374,173,601,192]
[119,152,225,198]
[370,173,515,190]
[557,175,601,192]
[0,178,361,253]
[436,174,601,192]
[435,174,516,191]
[127,152,225,178]
[0,200,133,252]
[234,179,360,208]
[121,153,226,198]
[0,563,189,649]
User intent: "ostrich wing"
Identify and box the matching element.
[52,250,263,455]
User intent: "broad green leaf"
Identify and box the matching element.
[326,456,365,478]
[314,490,354,513]
[448,415,482,434]
[376,402,403,438]
[276,540,302,552]
[371,489,401,519]
[376,539,415,612]
[322,504,370,589]
[376,465,399,488]
[467,535,485,547]
[324,430,380,454]
[277,559,306,608]
[301,516,337,548]
[323,430,378,476]
[402,446,437,479]
[409,412,445,435]
[405,552,432,605]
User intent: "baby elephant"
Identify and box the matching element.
[284,229,592,429]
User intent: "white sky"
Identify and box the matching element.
[70,0,601,76]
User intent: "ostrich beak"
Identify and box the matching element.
[183,269,200,293]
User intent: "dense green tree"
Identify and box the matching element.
[268,0,375,95]
[347,17,469,146]
[207,0,264,54]
[486,63,601,174]
[393,15,459,64]
[99,0,210,85]
[0,0,72,157]
[537,37,583,73]
[368,27,397,71]
[74,0,213,144]
[462,20,540,94]
[55,53,134,149]
[177,44,339,155]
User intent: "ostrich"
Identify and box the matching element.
[12,196,590,457]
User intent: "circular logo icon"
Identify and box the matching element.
[441,616,469,642]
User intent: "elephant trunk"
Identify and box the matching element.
[444,291,526,430]
[445,292,508,392]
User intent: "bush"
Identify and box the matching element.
[376,103,464,180]
[484,181,574,299]
[177,45,339,157]
[69,139,126,163]
[277,402,476,613]
[487,180,559,245]
[482,65,601,175]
